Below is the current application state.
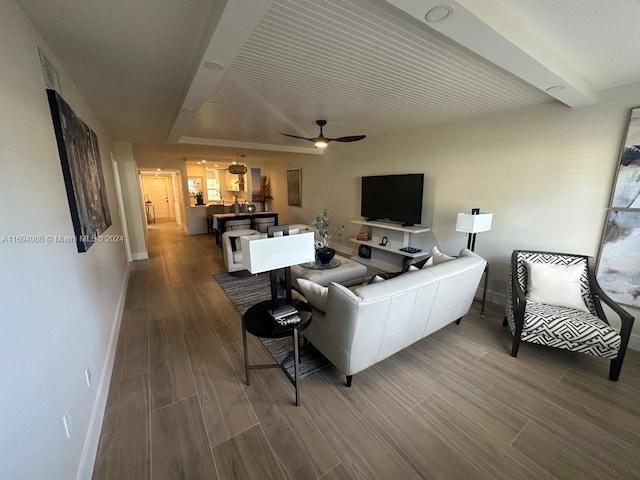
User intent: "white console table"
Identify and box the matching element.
[349,220,434,272]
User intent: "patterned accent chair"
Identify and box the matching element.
[505,250,634,381]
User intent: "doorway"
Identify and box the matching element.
[141,174,175,221]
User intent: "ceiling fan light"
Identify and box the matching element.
[315,140,328,148]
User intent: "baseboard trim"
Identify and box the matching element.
[76,264,131,480]
[131,251,148,261]
[628,333,640,352]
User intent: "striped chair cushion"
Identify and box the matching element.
[523,301,620,357]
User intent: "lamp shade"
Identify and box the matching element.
[241,231,315,274]
[455,213,493,233]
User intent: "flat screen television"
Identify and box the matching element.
[361,174,424,226]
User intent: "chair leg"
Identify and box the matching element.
[502,316,508,327]
[610,357,623,381]
[455,317,462,325]
[510,335,521,357]
[346,375,353,387]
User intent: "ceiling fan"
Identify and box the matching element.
[280,120,366,149]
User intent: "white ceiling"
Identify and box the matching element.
[15,0,640,157]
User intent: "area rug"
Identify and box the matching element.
[213,272,330,379]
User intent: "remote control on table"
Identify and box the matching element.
[399,247,421,253]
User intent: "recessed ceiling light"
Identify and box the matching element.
[425,5,454,23]
[201,160,206,163]
[214,164,219,167]
[197,161,201,164]
[204,62,224,71]
[545,85,564,92]
[156,168,162,171]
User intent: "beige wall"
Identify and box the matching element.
[0,0,129,478]
[267,82,640,348]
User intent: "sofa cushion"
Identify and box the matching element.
[524,260,589,312]
[297,278,328,312]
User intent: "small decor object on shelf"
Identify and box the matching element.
[311,209,344,265]
[246,203,256,214]
[195,191,205,205]
[356,232,369,241]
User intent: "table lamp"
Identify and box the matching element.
[455,208,493,252]
[241,225,315,315]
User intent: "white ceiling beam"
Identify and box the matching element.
[178,136,324,155]
[384,0,598,107]
[168,0,275,143]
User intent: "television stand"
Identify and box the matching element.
[349,220,433,272]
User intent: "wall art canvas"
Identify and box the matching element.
[287,168,301,207]
[47,90,111,252]
[598,210,640,308]
[611,107,640,208]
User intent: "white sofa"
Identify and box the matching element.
[300,249,486,386]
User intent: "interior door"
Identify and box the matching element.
[142,175,172,219]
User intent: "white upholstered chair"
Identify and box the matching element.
[221,229,258,273]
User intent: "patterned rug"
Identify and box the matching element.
[213,272,330,379]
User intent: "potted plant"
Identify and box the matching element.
[310,209,344,264]
[195,191,205,205]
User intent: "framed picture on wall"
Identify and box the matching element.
[287,168,302,207]
[597,210,640,307]
[610,107,640,208]
[47,89,111,252]
[188,176,203,196]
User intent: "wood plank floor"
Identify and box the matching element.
[93,221,640,480]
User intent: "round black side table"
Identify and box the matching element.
[242,299,312,406]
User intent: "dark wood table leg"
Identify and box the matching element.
[293,327,300,406]
[481,263,489,317]
[242,317,250,385]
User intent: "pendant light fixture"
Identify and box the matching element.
[228,153,248,174]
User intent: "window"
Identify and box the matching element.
[206,177,221,201]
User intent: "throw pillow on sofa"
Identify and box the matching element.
[430,246,455,264]
[412,246,454,269]
[297,278,328,312]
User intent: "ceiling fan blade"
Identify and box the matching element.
[279,132,315,142]
[331,135,367,142]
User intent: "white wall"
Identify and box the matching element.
[113,142,148,259]
[0,1,129,478]
[268,82,640,348]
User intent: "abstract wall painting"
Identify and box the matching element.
[598,107,640,307]
[597,211,640,307]
[287,168,302,207]
[611,107,640,209]
[47,90,111,252]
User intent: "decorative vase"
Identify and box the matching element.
[317,247,335,265]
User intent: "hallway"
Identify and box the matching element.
[93,223,640,480]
